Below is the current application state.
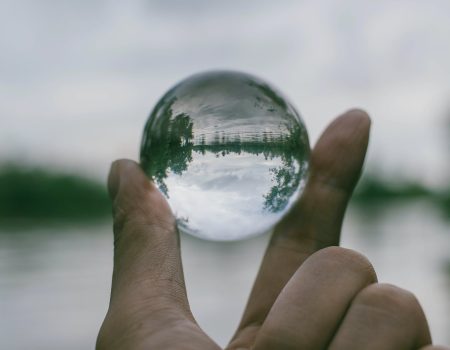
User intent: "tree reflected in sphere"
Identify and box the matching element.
[140,71,310,241]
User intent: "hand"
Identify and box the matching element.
[96,110,445,350]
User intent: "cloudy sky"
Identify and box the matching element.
[1,0,449,186]
[167,152,292,241]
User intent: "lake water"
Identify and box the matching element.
[0,203,449,349]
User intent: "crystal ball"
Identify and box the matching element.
[140,71,310,241]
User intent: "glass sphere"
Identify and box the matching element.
[140,71,310,241]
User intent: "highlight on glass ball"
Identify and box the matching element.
[140,71,310,241]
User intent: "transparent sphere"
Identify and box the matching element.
[140,71,310,241]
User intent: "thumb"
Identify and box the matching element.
[106,159,189,315]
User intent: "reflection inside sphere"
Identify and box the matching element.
[140,71,310,241]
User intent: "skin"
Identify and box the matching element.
[96,109,448,350]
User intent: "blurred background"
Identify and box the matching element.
[0,0,449,348]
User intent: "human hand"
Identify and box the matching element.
[96,109,446,349]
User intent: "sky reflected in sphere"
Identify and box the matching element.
[140,71,310,241]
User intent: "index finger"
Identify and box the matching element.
[229,109,371,348]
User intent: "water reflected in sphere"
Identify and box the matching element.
[140,71,310,241]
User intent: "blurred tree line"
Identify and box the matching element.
[0,111,448,228]
[0,161,447,229]
[0,165,110,227]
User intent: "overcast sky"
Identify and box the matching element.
[1,0,449,186]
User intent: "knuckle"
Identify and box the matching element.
[112,203,127,234]
[112,204,176,252]
[112,204,143,243]
[112,199,148,248]
[312,246,377,283]
[357,283,422,318]
[111,186,174,242]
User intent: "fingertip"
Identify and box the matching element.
[310,108,371,188]
[343,108,372,137]
[107,159,149,200]
[108,158,173,232]
[324,108,371,141]
[107,160,121,200]
[344,108,371,124]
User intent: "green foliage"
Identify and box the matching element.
[0,163,447,230]
[353,174,450,219]
[0,165,110,225]
[140,107,309,211]
[435,190,450,219]
[353,175,431,204]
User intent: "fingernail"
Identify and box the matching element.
[108,160,121,200]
